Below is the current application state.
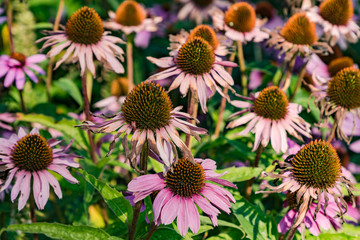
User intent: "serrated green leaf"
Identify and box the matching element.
[215,167,263,182]
[232,196,278,240]
[79,169,133,225]
[54,78,83,108]
[5,223,113,240]
[17,113,88,149]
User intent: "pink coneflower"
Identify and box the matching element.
[178,0,230,25]
[309,67,360,143]
[168,25,232,57]
[306,0,360,46]
[127,150,237,236]
[0,8,6,24]
[147,37,237,113]
[36,6,125,77]
[0,128,80,211]
[278,192,343,236]
[257,140,356,237]
[227,86,312,153]
[266,13,331,61]
[104,0,161,35]
[0,53,46,90]
[213,2,269,43]
[79,81,207,166]
[0,113,16,131]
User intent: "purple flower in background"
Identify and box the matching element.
[0,8,6,24]
[0,53,46,90]
[0,128,80,211]
[0,113,16,131]
[127,143,237,236]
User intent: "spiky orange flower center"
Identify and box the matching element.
[255,1,274,20]
[280,13,317,45]
[224,2,256,33]
[253,86,289,120]
[115,0,145,27]
[319,0,353,26]
[176,37,215,75]
[291,140,341,189]
[65,6,104,45]
[11,134,53,172]
[166,158,205,197]
[188,25,219,50]
[111,77,129,97]
[328,57,354,77]
[191,0,214,8]
[121,81,173,131]
[327,67,360,109]
[10,52,26,66]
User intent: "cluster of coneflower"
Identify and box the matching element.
[0,0,359,239]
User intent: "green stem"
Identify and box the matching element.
[128,140,149,240]
[237,41,247,96]
[144,222,157,240]
[245,145,264,200]
[19,90,27,113]
[126,37,134,90]
[289,60,308,102]
[185,91,198,149]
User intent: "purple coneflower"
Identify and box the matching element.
[0,53,46,90]
[306,0,360,46]
[79,81,207,166]
[104,0,161,35]
[36,6,125,77]
[257,140,356,237]
[309,67,360,143]
[213,2,269,43]
[127,148,236,236]
[227,86,311,153]
[266,13,331,61]
[147,36,237,113]
[0,113,16,131]
[0,8,6,24]
[0,128,80,211]
[178,0,230,25]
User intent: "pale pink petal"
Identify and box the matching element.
[192,194,220,216]
[37,171,50,209]
[186,198,200,234]
[15,68,26,90]
[153,188,173,222]
[18,172,31,211]
[47,165,78,184]
[32,172,41,209]
[43,170,62,199]
[161,195,181,225]
[147,56,175,68]
[11,170,26,202]
[270,121,281,153]
[26,54,46,64]
[3,68,16,87]
[127,173,165,192]
[177,197,189,236]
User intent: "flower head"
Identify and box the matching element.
[258,140,356,233]
[37,6,125,77]
[0,53,46,90]
[79,81,207,165]
[310,67,360,143]
[105,0,161,35]
[147,37,237,113]
[213,2,269,42]
[127,146,237,236]
[267,13,331,61]
[227,86,311,153]
[328,56,354,77]
[306,0,360,46]
[0,128,80,211]
[178,0,230,25]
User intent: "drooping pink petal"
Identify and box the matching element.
[37,171,50,209]
[185,197,200,234]
[26,54,46,64]
[192,194,220,216]
[42,170,62,199]
[161,195,181,225]
[128,174,165,193]
[18,172,31,211]
[32,171,41,209]
[47,165,78,184]
[15,68,26,90]
[153,188,173,223]
[278,209,296,234]
[177,197,190,236]
[4,68,16,87]
[11,170,27,202]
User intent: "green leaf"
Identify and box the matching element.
[17,113,88,149]
[144,196,154,223]
[79,169,133,225]
[5,223,116,240]
[232,196,278,240]
[54,78,83,108]
[200,216,244,232]
[215,167,263,182]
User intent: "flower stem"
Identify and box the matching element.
[128,140,149,240]
[213,53,235,138]
[285,227,297,240]
[6,0,14,54]
[327,121,338,143]
[127,37,135,91]
[289,60,308,102]
[245,144,263,200]
[185,91,198,149]
[45,0,65,100]
[281,56,296,92]
[81,72,97,164]
[30,194,38,240]
[237,41,247,96]
[144,222,157,240]
[19,90,27,113]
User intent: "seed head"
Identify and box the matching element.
[224,2,256,33]
[319,0,353,26]
[115,0,146,27]
[280,13,317,45]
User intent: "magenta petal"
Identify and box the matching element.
[201,188,231,213]
[15,68,26,90]
[47,164,78,184]
[192,194,220,216]
[4,68,16,87]
[26,54,46,64]
[205,183,235,203]
[153,188,173,222]
[0,65,9,78]
[304,211,320,236]
[18,172,31,211]
[207,177,237,189]
[127,173,164,192]
[24,67,39,83]
[177,197,189,236]
[161,195,181,225]
[209,214,218,226]
[185,198,200,234]
[278,209,296,234]
[200,159,216,170]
